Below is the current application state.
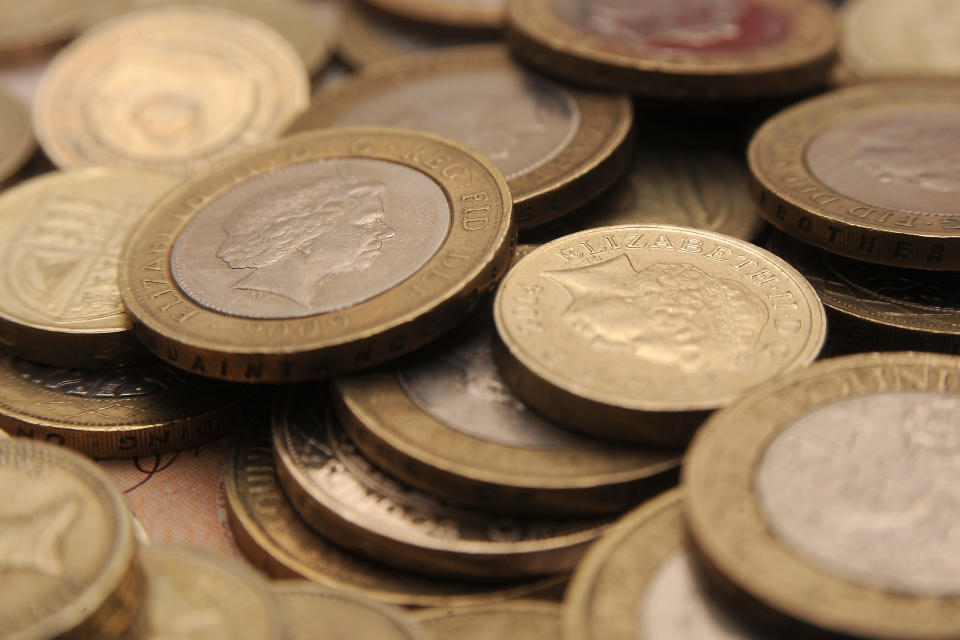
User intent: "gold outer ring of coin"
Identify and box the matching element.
[334,364,680,517]
[411,601,562,638]
[0,355,262,458]
[119,126,514,383]
[767,231,960,355]
[224,422,568,607]
[360,0,503,30]
[750,81,960,270]
[133,0,335,75]
[285,44,634,230]
[32,5,310,177]
[128,545,283,640]
[0,439,143,640]
[0,88,35,185]
[0,169,178,368]
[684,351,960,640]
[493,224,827,446]
[504,0,839,100]
[271,581,426,640]
[272,386,610,581]
[564,489,683,640]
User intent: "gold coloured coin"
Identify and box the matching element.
[525,129,763,244]
[120,127,513,383]
[272,581,425,640]
[564,489,774,640]
[338,2,498,69]
[494,225,826,445]
[0,0,125,54]
[0,439,142,639]
[33,5,309,176]
[132,0,336,75]
[751,82,960,270]
[273,386,611,580]
[336,308,679,517]
[225,422,568,607]
[0,354,258,458]
[286,45,633,229]
[768,231,960,355]
[361,0,503,29]
[0,170,178,367]
[505,0,839,100]
[685,352,960,639]
[842,0,960,80]
[124,545,282,640]
[412,601,562,639]
[0,88,34,185]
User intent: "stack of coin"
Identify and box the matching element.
[752,81,960,354]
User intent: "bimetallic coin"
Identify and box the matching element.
[120,128,513,383]
[0,439,142,639]
[0,355,257,458]
[525,131,762,244]
[565,489,774,640]
[842,0,960,80]
[272,581,425,640]
[750,82,960,270]
[33,5,309,176]
[225,423,568,607]
[505,0,839,100]
[124,546,282,640]
[361,0,503,29]
[686,352,960,639]
[336,309,679,517]
[0,170,177,367]
[338,2,498,69]
[0,88,33,185]
[768,231,960,355]
[494,225,826,445]
[272,386,611,580]
[412,601,562,639]
[287,45,633,229]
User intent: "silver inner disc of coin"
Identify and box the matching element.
[640,550,764,639]
[756,391,960,595]
[333,69,580,181]
[171,158,450,319]
[806,106,960,216]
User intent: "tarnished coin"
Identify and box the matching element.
[120,127,513,383]
[842,0,960,80]
[565,489,775,640]
[225,423,568,607]
[0,0,125,53]
[287,45,633,229]
[272,581,425,640]
[338,2,498,69]
[0,88,33,185]
[361,0,504,29]
[0,439,142,639]
[124,546,282,640]
[750,82,960,270]
[0,355,257,457]
[272,386,611,580]
[525,129,762,244]
[33,5,309,176]
[412,601,562,639]
[505,0,839,100]
[768,231,960,355]
[132,0,337,75]
[686,352,960,639]
[0,170,178,367]
[494,225,826,445]
[336,308,679,517]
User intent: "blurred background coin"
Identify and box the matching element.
[412,601,563,640]
[0,87,34,185]
[360,0,504,30]
[0,0,126,55]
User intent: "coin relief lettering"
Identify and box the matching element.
[756,391,960,595]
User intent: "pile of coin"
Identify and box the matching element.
[2,0,960,637]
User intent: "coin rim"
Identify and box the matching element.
[0,89,35,186]
[360,0,503,29]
